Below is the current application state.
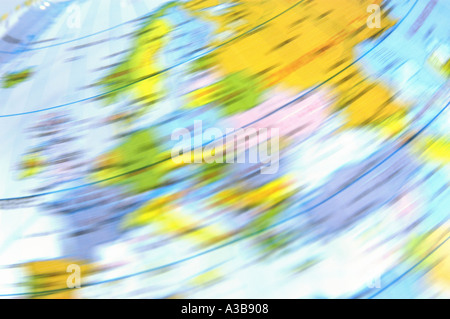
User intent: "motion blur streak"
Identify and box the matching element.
[0,0,448,299]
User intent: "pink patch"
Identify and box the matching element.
[227,89,330,146]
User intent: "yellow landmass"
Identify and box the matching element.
[25,259,94,299]
[184,0,408,135]
[122,193,229,247]
[100,17,171,114]
[414,136,450,164]
[408,226,450,290]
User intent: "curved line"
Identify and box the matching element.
[1,94,446,297]
[0,1,170,54]
[2,0,283,54]
[368,237,449,299]
[0,0,419,201]
[0,0,438,297]
[0,0,305,117]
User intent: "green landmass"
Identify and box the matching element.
[2,68,34,88]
